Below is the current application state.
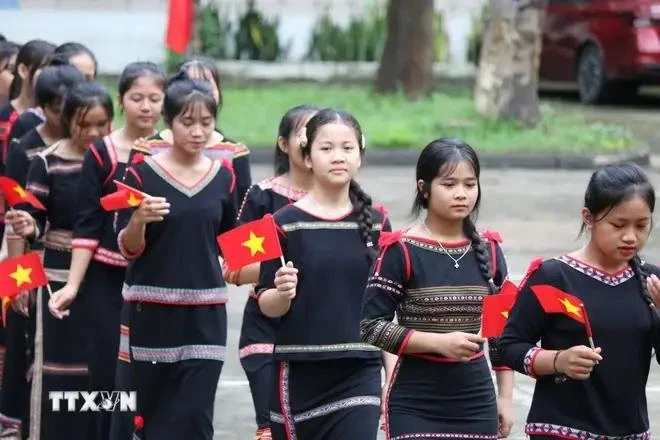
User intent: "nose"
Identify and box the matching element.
[139,99,150,111]
[191,124,204,137]
[455,185,467,200]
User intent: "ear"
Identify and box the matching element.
[417,179,428,198]
[17,63,29,80]
[356,153,362,170]
[303,153,313,170]
[581,208,594,229]
[277,136,288,154]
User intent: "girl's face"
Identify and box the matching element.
[279,115,315,172]
[0,54,16,105]
[185,67,220,104]
[43,98,62,136]
[304,123,361,187]
[69,104,111,147]
[420,161,479,222]
[120,75,164,132]
[170,101,215,155]
[69,53,96,80]
[584,195,652,265]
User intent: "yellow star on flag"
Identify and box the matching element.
[501,311,509,319]
[12,185,26,199]
[127,192,141,207]
[558,297,581,317]
[9,264,32,287]
[242,231,266,257]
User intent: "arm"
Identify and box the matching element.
[5,141,32,258]
[22,155,48,238]
[255,226,293,318]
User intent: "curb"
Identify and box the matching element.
[247,147,651,170]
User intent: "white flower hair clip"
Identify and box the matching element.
[298,129,308,148]
[361,134,367,150]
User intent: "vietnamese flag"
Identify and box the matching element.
[531,284,586,324]
[0,176,46,210]
[166,0,194,54]
[100,181,146,211]
[217,214,284,271]
[482,290,517,337]
[0,253,48,300]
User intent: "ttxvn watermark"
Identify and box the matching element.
[48,391,136,412]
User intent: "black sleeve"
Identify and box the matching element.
[116,167,144,259]
[232,145,252,204]
[236,184,264,225]
[486,241,511,370]
[217,165,238,241]
[23,155,49,238]
[6,139,29,187]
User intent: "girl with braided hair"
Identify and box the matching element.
[360,138,514,440]
[256,108,390,439]
[500,163,660,440]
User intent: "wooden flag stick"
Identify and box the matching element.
[280,256,286,268]
[46,283,54,298]
[579,304,595,350]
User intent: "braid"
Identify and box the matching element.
[463,218,497,294]
[349,179,376,261]
[630,256,660,330]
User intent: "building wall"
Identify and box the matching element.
[0,0,485,74]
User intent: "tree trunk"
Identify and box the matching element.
[474,0,547,126]
[375,0,434,100]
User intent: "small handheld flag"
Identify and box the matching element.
[0,176,46,210]
[217,214,284,271]
[100,181,146,211]
[481,283,518,338]
[0,252,48,301]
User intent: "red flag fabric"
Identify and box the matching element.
[0,176,46,210]
[217,214,283,271]
[531,284,586,324]
[100,181,146,211]
[482,292,517,337]
[0,253,48,299]
[166,0,193,54]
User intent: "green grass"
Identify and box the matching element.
[111,83,641,153]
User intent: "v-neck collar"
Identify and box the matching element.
[145,156,220,198]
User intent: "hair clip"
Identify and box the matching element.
[298,129,308,148]
[366,241,374,248]
[361,134,367,150]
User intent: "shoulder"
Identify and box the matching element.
[214,131,250,158]
[518,256,568,289]
[272,204,300,225]
[641,260,660,278]
[133,135,170,155]
[0,105,14,120]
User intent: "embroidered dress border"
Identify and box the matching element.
[525,423,651,440]
[44,229,72,251]
[239,343,274,358]
[258,178,306,201]
[281,222,383,232]
[118,325,130,363]
[131,344,226,363]
[390,434,498,439]
[92,247,127,268]
[278,361,296,440]
[269,395,380,425]
[274,343,380,354]
[145,156,221,198]
[122,284,228,305]
[555,255,634,286]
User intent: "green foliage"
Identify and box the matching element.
[306,4,386,62]
[197,2,232,60]
[165,50,185,74]
[234,0,286,61]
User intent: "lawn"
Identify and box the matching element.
[111,83,641,153]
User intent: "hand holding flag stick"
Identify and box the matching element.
[0,253,50,326]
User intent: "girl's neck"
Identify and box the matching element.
[285,166,313,192]
[11,93,31,113]
[56,138,87,158]
[423,213,465,242]
[576,243,629,273]
[36,123,60,145]
[122,124,156,143]
[307,181,351,210]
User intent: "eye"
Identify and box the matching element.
[610,223,624,229]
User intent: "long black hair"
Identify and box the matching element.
[118,61,166,100]
[301,108,376,260]
[177,56,222,111]
[162,70,217,126]
[413,138,497,293]
[34,65,84,109]
[581,163,659,329]
[9,39,56,100]
[60,81,113,138]
[274,104,319,176]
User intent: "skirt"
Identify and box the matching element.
[385,353,498,440]
[270,357,382,440]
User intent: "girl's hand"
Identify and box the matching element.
[132,196,170,225]
[5,210,36,238]
[274,261,298,300]
[497,396,513,438]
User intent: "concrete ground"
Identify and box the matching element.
[213,164,660,439]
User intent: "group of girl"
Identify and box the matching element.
[0,36,658,440]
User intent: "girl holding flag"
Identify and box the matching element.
[500,163,660,439]
[47,61,165,440]
[224,104,317,440]
[116,72,236,439]
[360,139,514,440]
[6,80,113,440]
[255,108,390,439]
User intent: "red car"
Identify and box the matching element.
[540,0,660,103]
